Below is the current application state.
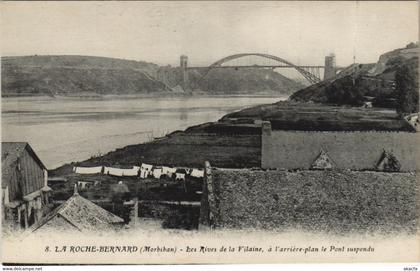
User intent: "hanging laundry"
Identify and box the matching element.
[121,166,140,177]
[75,166,103,175]
[140,163,153,178]
[104,166,140,177]
[190,169,204,178]
[152,168,163,179]
[140,169,148,179]
[162,166,177,177]
[107,167,124,176]
[175,173,185,181]
[141,163,153,171]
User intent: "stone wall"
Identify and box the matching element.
[200,167,419,232]
[261,122,420,171]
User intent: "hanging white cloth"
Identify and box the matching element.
[140,169,148,179]
[175,173,185,181]
[152,168,163,179]
[162,166,177,177]
[190,169,204,178]
[141,163,153,171]
[121,166,140,176]
[105,167,124,177]
[140,163,153,178]
[75,166,103,174]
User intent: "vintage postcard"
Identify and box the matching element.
[1,1,419,267]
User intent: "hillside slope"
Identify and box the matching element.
[1,55,168,97]
[189,68,304,95]
[2,55,304,97]
[290,43,419,111]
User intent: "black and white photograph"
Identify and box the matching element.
[1,1,419,268]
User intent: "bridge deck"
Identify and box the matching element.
[187,65,325,69]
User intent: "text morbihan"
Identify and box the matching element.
[143,246,176,253]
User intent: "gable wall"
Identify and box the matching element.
[20,148,45,196]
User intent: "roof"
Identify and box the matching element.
[2,142,46,188]
[202,168,417,230]
[32,193,124,232]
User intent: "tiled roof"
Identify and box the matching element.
[32,194,123,232]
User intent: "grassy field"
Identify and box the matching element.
[223,101,413,131]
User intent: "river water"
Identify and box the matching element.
[2,96,286,169]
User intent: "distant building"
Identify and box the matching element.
[32,185,124,233]
[2,142,52,231]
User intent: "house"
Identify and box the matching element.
[2,142,52,231]
[32,185,124,233]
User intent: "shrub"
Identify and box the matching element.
[396,58,419,114]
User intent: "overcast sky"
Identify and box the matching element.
[1,1,418,67]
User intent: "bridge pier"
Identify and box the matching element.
[180,55,189,90]
[324,53,336,80]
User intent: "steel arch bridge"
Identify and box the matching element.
[188,53,325,84]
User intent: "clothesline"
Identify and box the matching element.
[73,163,204,180]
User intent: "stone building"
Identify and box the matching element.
[199,162,418,231]
[199,113,419,231]
[261,121,419,171]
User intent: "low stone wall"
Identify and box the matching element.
[200,167,419,233]
[261,122,420,171]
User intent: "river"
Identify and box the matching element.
[2,95,286,169]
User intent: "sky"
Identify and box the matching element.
[1,1,418,68]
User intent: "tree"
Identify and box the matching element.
[325,75,365,106]
[395,58,419,114]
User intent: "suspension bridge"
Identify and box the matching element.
[179,53,342,88]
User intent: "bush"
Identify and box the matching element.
[325,76,365,106]
[396,58,419,114]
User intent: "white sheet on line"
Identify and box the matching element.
[105,167,139,177]
[141,163,153,171]
[175,173,185,180]
[121,166,140,176]
[190,169,204,178]
[75,166,103,174]
[162,166,177,176]
[153,168,163,179]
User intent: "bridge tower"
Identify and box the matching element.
[180,55,189,89]
[324,53,336,80]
